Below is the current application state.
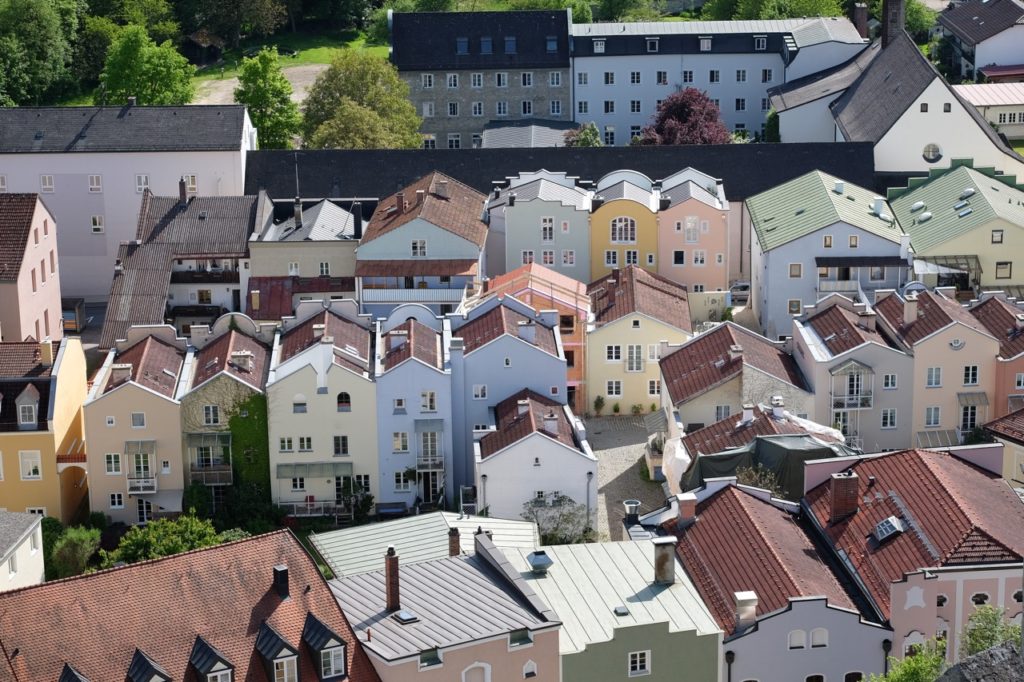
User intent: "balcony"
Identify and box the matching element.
[361,287,467,304]
[278,498,353,518]
[127,475,158,494]
[170,270,240,284]
[416,454,444,471]
[189,463,233,486]
[831,393,873,410]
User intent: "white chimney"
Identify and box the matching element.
[903,293,919,327]
[542,410,559,433]
[437,180,449,199]
[517,399,530,416]
[741,403,755,424]
[872,197,885,215]
[312,323,326,339]
[1015,313,1024,331]
[389,329,408,350]
[38,340,54,367]
[728,344,743,361]
[734,591,758,632]
[770,396,785,419]
[517,320,536,344]
[416,189,426,205]
[111,362,133,384]
[250,289,261,311]
[231,350,253,371]
[676,492,697,527]
[653,536,676,585]
[833,180,844,194]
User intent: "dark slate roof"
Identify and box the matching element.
[0,194,40,282]
[935,641,1024,682]
[245,144,876,203]
[938,0,1024,46]
[481,119,576,148]
[830,32,936,144]
[0,105,247,153]
[0,511,40,560]
[769,40,880,112]
[390,11,571,71]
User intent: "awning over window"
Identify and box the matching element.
[124,440,156,456]
[186,433,231,449]
[957,392,989,407]
[644,409,668,435]
[916,429,960,448]
[913,255,982,278]
[415,418,445,433]
[276,462,353,479]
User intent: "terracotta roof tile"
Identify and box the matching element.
[681,405,840,456]
[805,304,887,356]
[192,330,271,390]
[0,194,39,282]
[103,335,184,398]
[675,485,854,632]
[279,310,372,369]
[354,259,479,277]
[479,389,578,457]
[362,171,487,247]
[661,322,807,406]
[968,296,1024,359]
[381,320,441,371]
[588,265,691,332]
[805,449,1024,619]
[0,342,53,378]
[453,302,559,356]
[875,291,990,346]
[985,405,1024,445]
[0,530,380,682]
[246,276,357,320]
[486,263,590,310]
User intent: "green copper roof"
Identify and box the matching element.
[747,170,903,251]
[890,165,1024,254]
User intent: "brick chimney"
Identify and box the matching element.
[178,176,188,205]
[385,546,400,612]
[903,293,919,327]
[448,526,460,557]
[829,471,860,525]
[396,192,405,214]
[853,3,868,38]
[734,591,758,632]
[38,340,54,367]
[653,536,676,585]
[273,564,289,599]
[881,0,905,48]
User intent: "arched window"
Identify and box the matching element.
[845,674,864,682]
[936,594,948,607]
[610,217,637,244]
[462,662,491,682]
[806,676,824,682]
[810,628,828,648]
[337,392,352,412]
[903,630,925,656]
[971,592,989,606]
[787,630,806,650]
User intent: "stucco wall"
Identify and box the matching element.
[657,198,730,292]
[500,199,591,280]
[777,96,840,143]
[589,199,658,281]
[977,26,1024,73]
[0,200,63,343]
[250,240,358,279]
[911,217,1023,290]
[673,375,743,430]
[0,521,44,592]
[562,621,719,682]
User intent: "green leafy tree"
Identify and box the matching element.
[416,0,453,10]
[50,526,101,578]
[216,527,252,543]
[735,464,784,497]
[235,48,302,149]
[182,482,214,519]
[564,121,603,147]
[521,493,595,544]
[702,0,740,19]
[0,0,72,103]
[869,0,934,41]
[368,0,415,44]
[868,639,945,682]
[40,516,64,577]
[303,50,421,149]
[98,24,196,105]
[961,604,1022,656]
[598,0,649,20]
[0,35,30,105]
[737,0,841,18]
[216,481,286,533]
[208,0,286,47]
[764,108,781,142]
[74,15,121,86]
[509,0,592,21]
[100,511,220,566]
[639,88,731,145]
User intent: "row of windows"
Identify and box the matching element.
[2,174,197,195]
[452,35,534,56]
[578,97,768,115]
[522,250,576,267]
[423,71,563,89]
[997,111,1024,124]
[589,35,767,53]
[291,392,353,413]
[5,530,40,575]
[290,473,371,493]
[0,451,44,482]
[577,67,773,86]
[101,453,171,476]
[604,379,661,397]
[672,250,724,266]
[422,100,563,118]
[277,435,351,456]
[923,365,981,387]
[919,102,953,113]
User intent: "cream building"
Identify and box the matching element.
[0,512,44,592]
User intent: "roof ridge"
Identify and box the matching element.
[733,488,806,598]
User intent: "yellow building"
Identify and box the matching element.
[589,171,660,281]
[586,266,692,413]
[0,338,88,523]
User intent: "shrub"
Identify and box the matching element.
[631,404,643,416]
[612,402,621,414]
[593,395,606,415]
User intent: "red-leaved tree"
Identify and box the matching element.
[639,88,731,145]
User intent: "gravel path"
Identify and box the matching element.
[195,64,329,105]
[587,416,667,541]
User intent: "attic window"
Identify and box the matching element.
[546,35,558,53]
[509,629,533,648]
[456,37,469,54]
[18,403,36,425]
[873,515,904,543]
[419,648,442,668]
[922,144,942,164]
[393,609,419,624]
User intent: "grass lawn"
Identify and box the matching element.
[1012,140,1024,155]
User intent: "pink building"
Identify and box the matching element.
[0,194,62,343]
[656,168,730,294]
[968,293,1024,418]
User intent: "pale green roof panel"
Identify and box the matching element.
[747,170,904,251]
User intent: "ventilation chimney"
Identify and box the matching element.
[437,180,449,199]
[734,591,758,632]
[178,176,188,205]
[293,197,303,229]
[881,0,905,49]
[231,350,253,371]
[542,409,559,434]
[833,180,845,194]
[858,310,877,332]
[770,396,785,419]
[273,565,289,599]
[493,187,501,199]
[448,526,460,557]
[623,499,641,526]
[389,329,408,350]
[385,546,400,612]
[903,293,919,327]
[652,536,676,585]
[312,323,326,339]
[38,340,54,367]
[508,192,516,207]
[872,197,885,215]
[829,471,860,524]
[110,362,133,384]
[853,3,868,38]
[741,403,755,424]
[526,550,553,575]
[517,398,530,416]
[517,320,536,344]
[250,289,261,311]
[1015,312,1024,331]
[676,491,697,527]
[127,96,137,106]
[396,192,405,214]
[728,344,743,361]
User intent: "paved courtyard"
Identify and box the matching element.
[586,416,667,541]
[195,64,329,105]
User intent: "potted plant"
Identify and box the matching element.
[593,395,605,415]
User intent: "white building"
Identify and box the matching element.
[953,83,1024,141]
[0,511,44,592]
[0,105,256,300]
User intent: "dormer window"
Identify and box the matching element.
[646,38,659,52]
[256,621,299,682]
[419,647,442,668]
[699,36,711,51]
[208,673,231,682]
[754,35,766,50]
[16,384,40,430]
[456,37,469,54]
[546,35,558,52]
[593,39,605,53]
[274,658,298,682]
[504,36,516,54]
[19,403,36,425]
[303,612,349,680]
[190,635,234,682]
[321,648,345,677]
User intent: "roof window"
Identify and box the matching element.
[873,515,904,543]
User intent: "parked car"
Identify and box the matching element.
[729,281,751,305]
[61,298,86,333]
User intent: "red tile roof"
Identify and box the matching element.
[479,389,579,458]
[453,302,559,356]
[588,265,691,332]
[246,276,357,321]
[0,342,53,378]
[875,291,989,346]
[0,530,379,682]
[681,405,841,456]
[487,263,590,311]
[805,449,1024,619]
[362,171,487,247]
[279,310,372,369]
[968,296,1024,359]
[660,322,807,406]
[985,405,1024,445]
[103,335,184,398]
[354,259,479,277]
[805,303,888,356]
[0,194,40,282]
[675,485,855,632]
[192,330,271,391]
[381,319,441,371]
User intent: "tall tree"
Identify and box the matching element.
[0,35,30,105]
[75,16,121,86]
[50,526,101,579]
[867,639,944,682]
[563,122,603,147]
[960,605,1022,657]
[98,24,195,105]
[639,88,731,145]
[0,0,72,103]
[303,50,421,149]
[100,511,221,566]
[208,0,286,47]
[235,47,302,149]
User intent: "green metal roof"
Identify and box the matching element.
[747,170,904,251]
[890,165,1024,253]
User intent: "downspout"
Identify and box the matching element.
[724,650,734,682]
[882,638,892,675]
[586,471,593,525]
[480,474,487,511]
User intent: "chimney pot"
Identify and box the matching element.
[396,192,405,214]
[872,197,885,215]
[829,471,860,524]
[38,340,54,367]
[770,397,785,419]
[437,180,449,198]
[273,564,289,599]
[542,409,559,434]
[853,2,868,38]
[111,362,133,384]
[728,344,743,361]
[127,96,136,106]
[416,189,425,205]
[676,492,697,527]
[385,545,400,612]
[881,0,905,48]
[741,403,755,424]
[734,591,758,632]
[250,289,261,311]
[653,536,676,585]
[312,323,326,339]
[834,180,845,194]
[903,293,919,327]
[178,176,188,205]
[448,526,460,557]
[508,192,516,207]
[623,499,641,526]
[516,398,530,416]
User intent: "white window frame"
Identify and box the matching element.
[473,384,488,400]
[881,408,897,429]
[88,174,103,193]
[298,436,312,452]
[606,381,622,397]
[203,404,220,425]
[18,403,35,425]
[411,239,427,257]
[648,379,660,396]
[883,373,897,389]
[19,451,42,480]
[321,646,345,677]
[105,453,121,475]
[471,72,483,88]
[110,492,124,509]
[926,367,942,387]
[184,174,198,193]
[963,365,979,386]
[925,406,941,428]
[91,215,105,234]
[393,432,409,452]
[40,175,54,193]
[626,344,643,372]
[606,345,622,361]
[274,656,298,682]
[628,650,651,677]
[421,391,437,412]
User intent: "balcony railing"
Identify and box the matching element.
[189,463,233,486]
[170,270,240,284]
[831,393,873,409]
[417,454,444,471]
[127,475,158,493]
[278,499,353,518]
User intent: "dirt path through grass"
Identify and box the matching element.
[195,64,329,105]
